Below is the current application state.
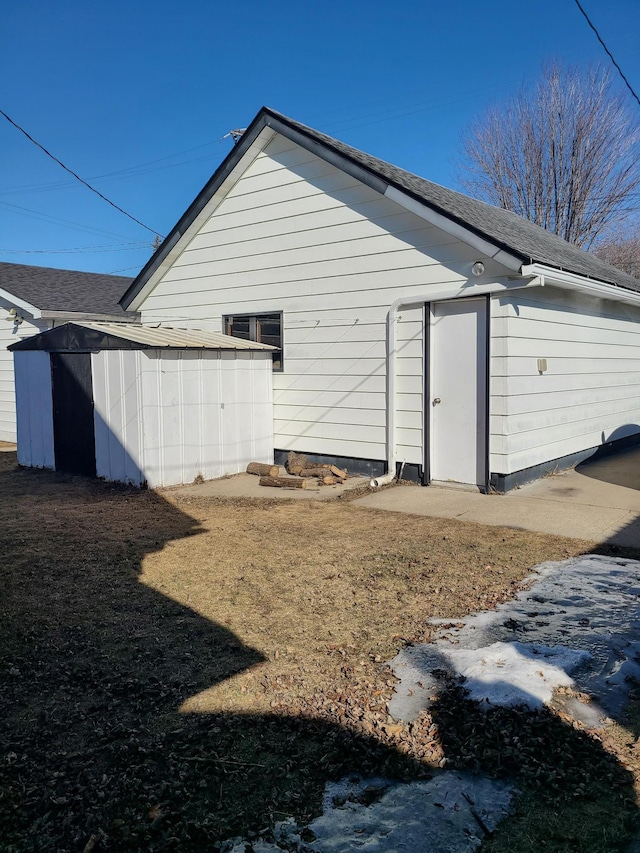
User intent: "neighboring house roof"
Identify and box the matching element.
[0,262,137,319]
[8,321,276,352]
[121,106,639,309]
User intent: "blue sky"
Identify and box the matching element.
[2,0,639,280]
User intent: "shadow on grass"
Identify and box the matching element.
[1,451,638,852]
[428,683,636,852]
[0,456,428,851]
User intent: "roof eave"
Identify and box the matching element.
[0,288,41,319]
[382,186,524,271]
[9,320,277,352]
[521,263,640,306]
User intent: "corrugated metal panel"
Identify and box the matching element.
[14,351,55,469]
[93,350,145,486]
[91,349,274,488]
[81,321,274,350]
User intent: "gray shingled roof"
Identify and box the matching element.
[0,262,136,316]
[120,106,640,309]
[267,109,640,292]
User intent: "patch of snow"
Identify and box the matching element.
[390,554,640,724]
[222,772,514,853]
[442,641,589,708]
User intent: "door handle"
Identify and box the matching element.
[432,397,441,406]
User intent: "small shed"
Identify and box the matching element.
[9,321,275,488]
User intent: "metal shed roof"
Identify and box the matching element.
[8,321,276,352]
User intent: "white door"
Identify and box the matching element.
[429,298,487,487]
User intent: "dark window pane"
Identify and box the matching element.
[228,317,251,340]
[256,316,280,340]
[225,313,283,371]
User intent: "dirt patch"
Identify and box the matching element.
[0,451,636,851]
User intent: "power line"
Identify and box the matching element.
[0,107,165,236]
[106,265,145,274]
[572,0,640,108]
[0,200,135,241]
[0,242,150,255]
[0,140,221,198]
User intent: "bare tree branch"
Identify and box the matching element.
[459,63,640,250]
[595,230,640,278]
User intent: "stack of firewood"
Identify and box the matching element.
[246,452,348,489]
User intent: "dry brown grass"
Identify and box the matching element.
[149,492,583,719]
[0,448,637,851]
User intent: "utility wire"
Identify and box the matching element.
[0,200,135,241]
[572,0,640,108]
[107,265,146,274]
[0,243,150,255]
[0,140,220,197]
[0,107,165,236]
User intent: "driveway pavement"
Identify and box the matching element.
[356,448,640,547]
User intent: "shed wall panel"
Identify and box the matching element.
[92,350,145,485]
[92,349,272,488]
[138,350,273,488]
[14,351,54,468]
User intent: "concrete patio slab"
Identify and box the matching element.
[166,447,640,546]
[356,448,640,546]
[167,471,368,501]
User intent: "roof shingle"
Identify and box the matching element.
[0,262,136,316]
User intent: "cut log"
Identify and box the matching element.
[297,467,336,478]
[321,476,337,485]
[246,462,279,477]
[285,451,308,473]
[329,465,348,478]
[259,476,313,489]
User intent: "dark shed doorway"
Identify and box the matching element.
[51,353,96,476]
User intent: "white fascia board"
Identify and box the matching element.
[128,127,277,311]
[384,186,523,272]
[0,288,41,318]
[521,263,640,307]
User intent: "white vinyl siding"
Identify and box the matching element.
[490,286,640,474]
[140,133,509,465]
[0,304,49,442]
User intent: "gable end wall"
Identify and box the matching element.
[139,133,512,466]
